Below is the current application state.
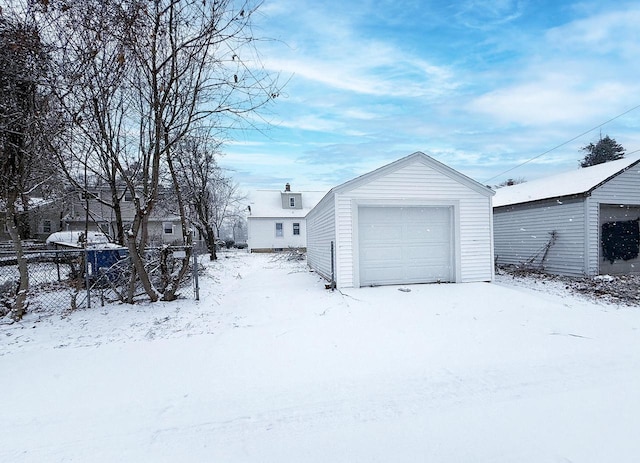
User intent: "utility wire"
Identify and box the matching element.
[483,103,640,184]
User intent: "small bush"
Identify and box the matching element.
[224,239,235,249]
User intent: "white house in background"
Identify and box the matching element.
[247,184,326,252]
[306,152,495,289]
[493,155,640,276]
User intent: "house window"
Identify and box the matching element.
[293,222,300,235]
[42,220,52,233]
[124,191,133,202]
[163,222,173,234]
[275,222,283,237]
[289,197,295,207]
[80,190,99,200]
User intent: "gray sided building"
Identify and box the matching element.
[493,155,640,276]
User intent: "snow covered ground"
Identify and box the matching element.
[2,251,640,462]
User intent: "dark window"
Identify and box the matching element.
[289,197,295,207]
[43,220,51,233]
[293,223,300,235]
[601,219,640,263]
[124,191,133,202]
[275,222,283,237]
[163,222,173,234]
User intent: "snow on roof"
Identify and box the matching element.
[248,189,327,218]
[493,155,640,208]
[46,231,111,248]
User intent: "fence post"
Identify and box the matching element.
[192,243,200,301]
[330,240,336,291]
[85,248,91,309]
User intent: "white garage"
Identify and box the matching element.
[306,152,495,289]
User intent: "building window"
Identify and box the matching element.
[124,191,133,202]
[289,197,295,207]
[275,222,283,237]
[163,222,173,234]
[42,220,52,233]
[293,222,300,235]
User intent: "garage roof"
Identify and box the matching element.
[309,151,494,214]
[493,155,640,208]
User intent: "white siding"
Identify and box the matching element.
[305,194,336,282]
[494,198,587,276]
[588,166,640,274]
[335,161,493,288]
[247,217,308,251]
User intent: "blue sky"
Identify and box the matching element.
[220,0,640,192]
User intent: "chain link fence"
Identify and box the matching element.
[0,244,200,313]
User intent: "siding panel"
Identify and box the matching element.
[306,194,336,282]
[494,199,586,276]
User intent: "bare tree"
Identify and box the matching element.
[207,175,246,247]
[45,0,136,246]
[42,0,280,302]
[174,133,245,260]
[0,9,59,321]
[174,134,222,260]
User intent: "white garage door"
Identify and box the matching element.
[358,206,453,286]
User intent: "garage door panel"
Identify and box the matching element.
[361,265,404,283]
[360,207,402,223]
[360,246,402,262]
[360,223,403,241]
[359,206,453,286]
[405,264,451,281]
[405,244,449,260]
[407,225,449,241]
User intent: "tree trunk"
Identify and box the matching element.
[6,197,29,321]
[125,234,159,303]
[205,224,217,261]
[162,134,194,301]
[110,186,125,245]
[125,215,159,303]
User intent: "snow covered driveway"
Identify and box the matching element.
[2,252,640,462]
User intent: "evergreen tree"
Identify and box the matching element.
[580,135,625,167]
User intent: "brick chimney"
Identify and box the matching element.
[285,183,291,192]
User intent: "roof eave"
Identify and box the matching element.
[494,192,589,210]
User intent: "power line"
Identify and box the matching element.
[483,103,640,184]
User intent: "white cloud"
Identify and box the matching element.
[545,8,640,57]
[454,0,525,30]
[468,78,631,126]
